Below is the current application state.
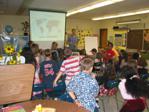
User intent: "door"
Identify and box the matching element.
[100,29,108,48]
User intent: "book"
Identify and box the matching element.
[2,105,26,112]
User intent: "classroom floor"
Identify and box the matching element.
[98,91,149,112]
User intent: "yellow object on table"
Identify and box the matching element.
[36,104,42,112]
[32,104,56,112]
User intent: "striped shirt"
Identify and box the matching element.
[60,56,82,84]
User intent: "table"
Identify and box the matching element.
[18,99,87,112]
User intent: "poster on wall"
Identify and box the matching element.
[115,34,122,46]
[65,29,93,49]
[85,37,98,54]
[143,29,149,50]
[115,34,126,47]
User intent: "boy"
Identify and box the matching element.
[40,49,59,98]
[66,57,99,112]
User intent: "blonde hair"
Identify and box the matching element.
[80,57,94,71]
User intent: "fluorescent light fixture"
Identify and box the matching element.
[66,11,79,16]
[67,0,124,17]
[79,0,124,12]
[116,20,141,25]
[92,9,149,20]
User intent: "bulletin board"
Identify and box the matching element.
[127,30,143,50]
[85,37,98,54]
[143,29,149,50]
[65,29,94,49]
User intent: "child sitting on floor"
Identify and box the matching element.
[98,63,118,96]
[119,65,149,112]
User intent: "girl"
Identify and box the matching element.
[119,65,149,112]
[31,43,43,99]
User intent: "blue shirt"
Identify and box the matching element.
[67,72,99,112]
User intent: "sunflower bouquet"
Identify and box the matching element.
[2,43,22,65]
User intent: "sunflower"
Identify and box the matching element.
[7,60,17,65]
[4,44,15,55]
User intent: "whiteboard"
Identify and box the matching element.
[85,37,98,54]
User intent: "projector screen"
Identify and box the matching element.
[30,10,66,49]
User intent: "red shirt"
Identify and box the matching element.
[104,49,115,62]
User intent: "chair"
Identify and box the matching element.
[0,64,35,105]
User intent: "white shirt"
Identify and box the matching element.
[118,79,135,100]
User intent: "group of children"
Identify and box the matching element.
[21,40,149,112]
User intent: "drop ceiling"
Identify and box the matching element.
[0,0,149,20]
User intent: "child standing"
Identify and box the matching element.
[53,48,81,86]
[67,57,99,112]
[119,65,149,112]
[40,49,59,98]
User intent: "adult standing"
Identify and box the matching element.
[67,28,79,51]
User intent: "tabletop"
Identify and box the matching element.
[18,99,87,112]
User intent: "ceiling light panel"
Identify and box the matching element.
[67,0,124,16]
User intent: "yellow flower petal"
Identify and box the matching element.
[8,60,17,65]
[4,44,15,55]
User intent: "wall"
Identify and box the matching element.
[66,18,100,49]
[1,13,149,47]
[66,18,99,34]
[96,13,149,41]
[0,15,99,36]
[0,15,29,36]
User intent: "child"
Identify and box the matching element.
[98,63,118,96]
[31,43,43,99]
[53,48,82,86]
[66,57,99,112]
[40,49,59,98]
[119,65,149,112]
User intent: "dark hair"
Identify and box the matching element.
[108,42,113,47]
[120,65,149,98]
[51,41,58,50]
[57,48,64,61]
[103,63,116,89]
[132,52,139,60]
[91,48,97,53]
[31,43,39,56]
[44,49,51,57]
[79,49,86,55]
[138,57,147,67]
[126,59,137,73]
[21,47,36,65]
[51,50,59,62]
